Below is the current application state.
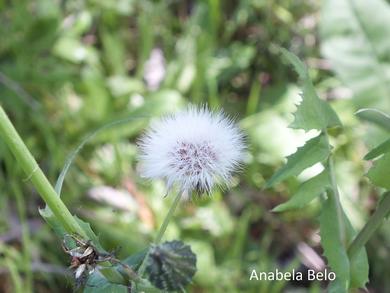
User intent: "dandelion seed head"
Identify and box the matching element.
[138,106,245,193]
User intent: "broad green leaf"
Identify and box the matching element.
[84,272,128,293]
[280,48,342,131]
[135,281,162,293]
[349,249,369,289]
[98,266,127,285]
[356,108,390,132]
[364,138,390,160]
[272,170,331,212]
[265,133,331,188]
[328,280,347,293]
[320,194,350,292]
[321,0,390,110]
[122,249,148,270]
[367,153,390,189]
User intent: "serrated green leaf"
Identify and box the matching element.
[122,250,148,270]
[367,153,390,189]
[265,133,331,188]
[272,170,331,212]
[146,241,197,292]
[74,216,105,252]
[364,137,390,160]
[279,48,308,80]
[38,212,103,251]
[280,48,342,131]
[356,108,390,132]
[320,195,350,292]
[321,0,390,110]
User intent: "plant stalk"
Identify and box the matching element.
[348,191,390,259]
[155,190,184,244]
[0,105,86,238]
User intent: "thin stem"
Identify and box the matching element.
[0,71,41,110]
[348,192,390,259]
[155,190,183,244]
[0,105,86,238]
[137,189,184,278]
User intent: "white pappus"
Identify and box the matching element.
[138,106,245,194]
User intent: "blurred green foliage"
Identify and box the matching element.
[0,0,389,292]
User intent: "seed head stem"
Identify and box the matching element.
[155,189,183,244]
[137,189,184,278]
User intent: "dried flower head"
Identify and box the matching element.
[138,106,245,193]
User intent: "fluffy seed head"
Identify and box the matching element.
[138,106,245,193]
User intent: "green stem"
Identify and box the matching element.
[137,190,184,278]
[348,191,390,259]
[155,190,183,244]
[0,105,86,238]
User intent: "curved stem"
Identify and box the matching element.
[0,105,86,238]
[348,191,390,259]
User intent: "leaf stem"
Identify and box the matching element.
[0,105,86,238]
[348,191,390,259]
